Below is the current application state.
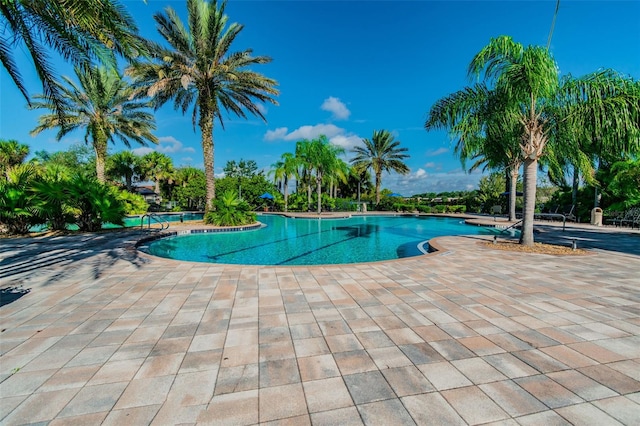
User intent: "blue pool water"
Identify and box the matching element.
[142,215,506,266]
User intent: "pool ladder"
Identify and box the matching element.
[140,213,170,230]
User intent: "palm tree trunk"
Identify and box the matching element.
[199,105,216,211]
[572,167,579,212]
[375,173,382,205]
[520,158,537,246]
[316,173,322,214]
[94,135,107,183]
[284,179,289,212]
[509,167,519,221]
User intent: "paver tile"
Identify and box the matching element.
[578,364,640,394]
[113,376,174,410]
[333,350,378,375]
[442,385,509,424]
[515,375,583,408]
[259,383,307,422]
[398,342,445,364]
[381,365,435,396]
[309,406,363,426]
[58,382,128,418]
[2,388,79,424]
[303,377,353,412]
[197,389,258,425]
[547,370,618,401]
[417,361,472,391]
[514,410,571,425]
[297,354,340,382]
[367,346,413,369]
[592,395,640,425]
[102,404,161,426]
[555,403,623,425]
[293,337,330,358]
[401,392,466,425]
[451,357,507,384]
[357,399,416,425]
[479,380,547,417]
[343,371,395,404]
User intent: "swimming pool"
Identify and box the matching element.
[141,215,507,266]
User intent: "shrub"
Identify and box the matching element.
[114,190,148,215]
[66,175,126,231]
[204,190,256,226]
[434,205,447,213]
[416,205,432,213]
[0,164,43,234]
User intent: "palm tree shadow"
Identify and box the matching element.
[0,231,152,287]
[0,286,31,307]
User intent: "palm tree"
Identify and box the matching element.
[305,135,345,214]
[428,36,640,246]
[270,152,298,212]
[126,0,279,211]
[295,139,315,210]
[351,130,410,206]
[1,0,146,115]
[0,139,30,178]
[29,66,158,183]
[426,86,523,221]
[140,151,174,196]
[107,151,141,191]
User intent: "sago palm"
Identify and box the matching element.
[127,0,279,211]
[30,66,158,182]
[351,130,410,205]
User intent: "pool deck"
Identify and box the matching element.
[1,216,639,425]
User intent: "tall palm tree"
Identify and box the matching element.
[107,150,141,191]
[140,151,174,196]
[30,66,158,183]
[1,0,146,115]
[351,130,410,206]
[428,36,640,246]
[426,85,523,221]
[306,135,345,214]
[270,152,298,212]
[0,139,30,178]
[295,139,315,210]
[127,0,279,211]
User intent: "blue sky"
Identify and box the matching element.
[1,0,639,195]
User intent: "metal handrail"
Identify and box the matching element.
[140,213,170,230]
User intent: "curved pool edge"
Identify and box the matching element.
[132,224,457,268]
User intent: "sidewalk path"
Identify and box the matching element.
[1,224,639,425]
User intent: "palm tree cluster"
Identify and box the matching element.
[426,35,640,246]
[270,131,410,214]
[3,0,278,213]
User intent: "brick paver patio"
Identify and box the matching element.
[1,219,639,425]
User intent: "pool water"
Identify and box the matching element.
[142,215,507,266]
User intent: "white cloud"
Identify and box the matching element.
[426,147,449,156]
[329,134,362,150]
[321,96,350,120]
[255,103,268,116]
[264,127,289,141]
[383,168,483,196]
[132,147,154,156]
[264,124,343,142]
[424,162,437,168]
[132,136,195,156]
[156,136,196,153]
[286,124,343,140]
